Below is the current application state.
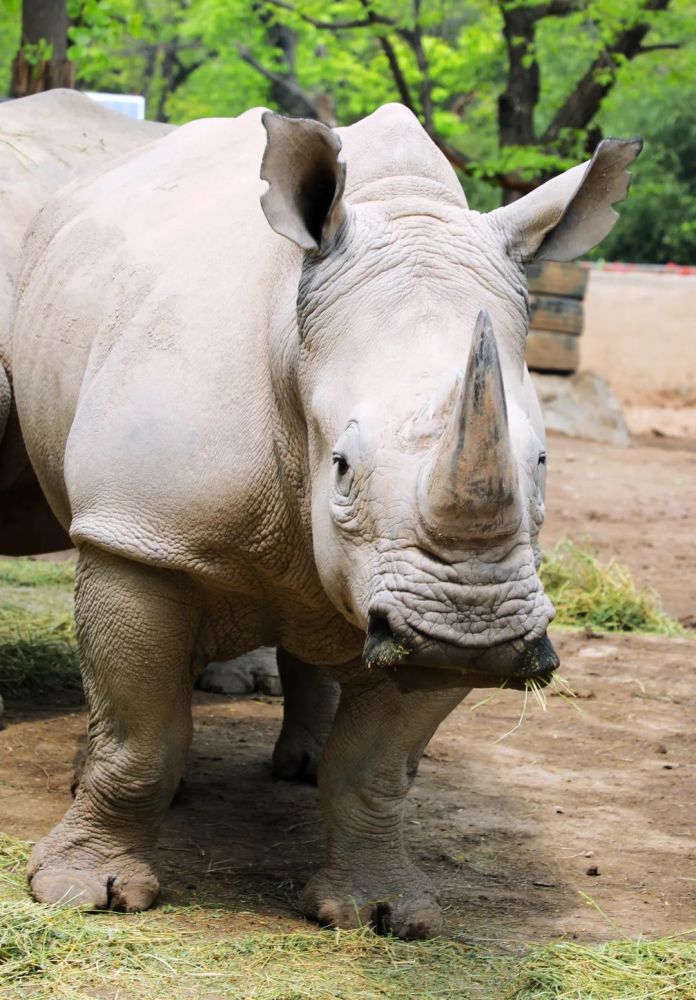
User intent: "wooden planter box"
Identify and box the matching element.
[525,261,588,374]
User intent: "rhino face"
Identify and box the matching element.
[260,109,641,686]
[296,234,553,686]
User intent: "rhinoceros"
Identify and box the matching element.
[11,102,640,938]
[0,90,170,555]
[0,91,170,729]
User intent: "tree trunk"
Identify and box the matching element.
[498,4,539,205]
[10,0,74,98]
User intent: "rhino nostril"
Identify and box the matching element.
[363,614,410,668]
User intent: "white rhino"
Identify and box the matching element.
[0,89,169,554]
[11,102,640,938]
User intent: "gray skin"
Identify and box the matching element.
[0,89,170,555]
[11,103,640,938]
[0,90,169,729]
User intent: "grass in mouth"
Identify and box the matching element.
[365,638,411,669]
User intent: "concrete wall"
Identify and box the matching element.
[581,269,696,401]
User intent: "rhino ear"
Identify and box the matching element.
[490,137,643,263]
[260,111,347,253]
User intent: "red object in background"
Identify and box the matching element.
[593,261,696,275]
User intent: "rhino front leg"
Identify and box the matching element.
[301,668,468,939]
[272,648,340,783]
[28,545,200,911]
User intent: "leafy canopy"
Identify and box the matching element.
[0,0,694,261]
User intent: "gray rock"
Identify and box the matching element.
[197,647,282,696]
[531,371,630,446]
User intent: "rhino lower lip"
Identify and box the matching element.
[364,608,558,681]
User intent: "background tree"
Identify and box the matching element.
[0,0,694,261]
[10,0,74,97]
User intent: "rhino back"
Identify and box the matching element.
[0,89,170,370]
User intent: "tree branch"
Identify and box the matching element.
[377,33,417,111]
[538,0,584,17]
[156,48,208,121]
[264,0,395,30]
[636,41,681,52]
[500,0,584,20]
[254,0,554,195]
[542,0,672,144]
[433,136,537,194]
[237,44,321,119]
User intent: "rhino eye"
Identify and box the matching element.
[332,452,350,477]
[538,452,546,466]
[332,452,354,500]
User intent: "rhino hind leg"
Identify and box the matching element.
[300,669,468,939]
[272,649,340,784]
[28,544,200,911]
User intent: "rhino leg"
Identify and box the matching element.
[28,545,200,911]
[300,668,468,939]
[272,648,340,784]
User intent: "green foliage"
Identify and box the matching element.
[21,38,54,72]
[1,0,695,258]
[541,541,684,635]
[0,0,20,94]
[593,89,696,263]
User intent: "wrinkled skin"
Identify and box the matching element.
[10,102,639,936]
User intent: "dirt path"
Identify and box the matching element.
[1,434,694,944]
[543,433,696,627]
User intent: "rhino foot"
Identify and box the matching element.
[272,728,323,783]
[299,866,442,940]
[28,823,158,912]
[272,650,340,785]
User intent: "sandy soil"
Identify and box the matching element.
[624,405,696,441]
[1,434,694,944]
[543,432,696,628]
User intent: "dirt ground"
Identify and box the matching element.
[543,430,696,628]
[0,432,694,945]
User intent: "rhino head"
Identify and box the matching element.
[260,108,641,689]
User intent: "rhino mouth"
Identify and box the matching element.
[363,605,559,688]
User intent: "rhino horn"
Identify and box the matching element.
[419,309,520,540]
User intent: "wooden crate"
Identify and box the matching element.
[525,261,587,374]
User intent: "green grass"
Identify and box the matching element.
[1,836,695,999]
[0,836,511,1000]
[541,540,684,636]
[511,937,696,999]
[0,557,79,697]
